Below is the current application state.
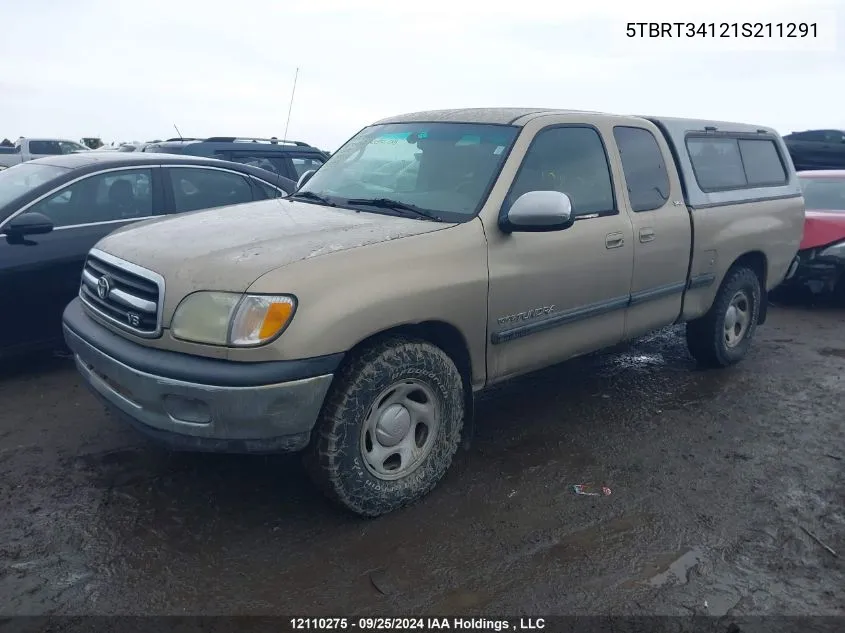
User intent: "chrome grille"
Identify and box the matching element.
[79,249,164,337]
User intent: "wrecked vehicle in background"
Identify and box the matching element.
[777,170,845,299]
[62,108,804,517]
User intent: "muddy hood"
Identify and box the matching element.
[95,199,452,291]
[801,210,845,250]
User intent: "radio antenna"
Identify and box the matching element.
[173,124,184,140]
[282,67,299,143]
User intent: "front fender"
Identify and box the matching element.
[231,220,491,386]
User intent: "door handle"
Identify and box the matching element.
[639,228,655,243]
[605,232,625,249]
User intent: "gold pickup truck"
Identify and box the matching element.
[62,108,804,516]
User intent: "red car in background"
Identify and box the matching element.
[780,170,845,298]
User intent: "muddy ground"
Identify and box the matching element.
[0,303,843,618]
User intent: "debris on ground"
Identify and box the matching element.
[368,568,394,595]
[571,484,612,496]
[800,525,839,558]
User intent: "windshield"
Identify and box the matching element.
[297,122,519,221]
[799,176,845,212]
[0,162,70,210]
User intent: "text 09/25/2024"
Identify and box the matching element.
[626,22,818,38]
[289,618,545,630]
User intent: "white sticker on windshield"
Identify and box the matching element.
[494,146,504,155]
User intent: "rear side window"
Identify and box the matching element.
[252,178,285,199]
[168,167,254,213]
[224,152,287,176]
[788,131,824,142]
[613,126,670,212]
[686,136,787,191]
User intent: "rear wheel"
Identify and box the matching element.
[686,266,762,368]
[306,336,465,517]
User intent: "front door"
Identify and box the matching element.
[0,167,157,353]
[484,120,635,382]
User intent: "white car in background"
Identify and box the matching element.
[0,137,90,169]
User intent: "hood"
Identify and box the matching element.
[95,199,454,291]
[801,210,845,250]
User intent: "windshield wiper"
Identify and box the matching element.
[289,190,337,206]
[344,197,442,222]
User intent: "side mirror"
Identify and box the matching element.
[296,169,317,190]
[4,211,54,237]
[501,191,574,233]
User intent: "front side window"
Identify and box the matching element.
[168,167,254,213]
[799,177,845,211]
[506,126,616,217]
[0,163,70,212]
[298,122,520,221]
[613,126,670,212]
[28,168,153,227]
[290,156,325,178]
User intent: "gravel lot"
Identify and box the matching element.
[0,303,843,617]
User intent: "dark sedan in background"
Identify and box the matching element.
[0,152,296,358]
[783,129,845,171]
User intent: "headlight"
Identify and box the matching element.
[820,241,845,259]
[171,291,296,347]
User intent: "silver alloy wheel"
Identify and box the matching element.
[724,290,751,348]
[360,379,440,481]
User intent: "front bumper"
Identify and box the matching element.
[62,298,343,453]
[779,249,845,294]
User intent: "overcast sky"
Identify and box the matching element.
[1,0,842,150]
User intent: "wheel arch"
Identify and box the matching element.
[729,250,768,324]
[337,320,476,448]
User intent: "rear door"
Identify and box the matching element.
[610,123,691,339]
[0,167,160,352]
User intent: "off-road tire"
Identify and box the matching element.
[305,336,464,517]
[686,266,762,368]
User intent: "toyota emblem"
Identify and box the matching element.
[97,276,111,300]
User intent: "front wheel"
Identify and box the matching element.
[306,336,465,517]
[686,266,762,368]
